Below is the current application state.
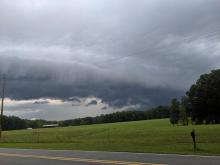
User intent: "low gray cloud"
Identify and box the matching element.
[86,100,98,106]
[0,0,220,114]
[101,106,108,110]
[4,98,128,120]
[67,97,81,103]
[33,100,50,105]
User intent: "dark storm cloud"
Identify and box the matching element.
[67,97,81,103]
[0,0,220,108]
[86,100,98,106]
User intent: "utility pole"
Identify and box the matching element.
[0,75,6,138]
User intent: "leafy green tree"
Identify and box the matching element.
[186,69,220,124]
[179,96,189,125]
[169,98,180,125]
[179,105,187,125]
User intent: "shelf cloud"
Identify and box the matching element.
[0,0,220,119]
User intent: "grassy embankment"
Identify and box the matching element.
[0,119,220,155]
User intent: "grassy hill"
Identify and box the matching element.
[0,119,220,155]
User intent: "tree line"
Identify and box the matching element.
[2,116,56,131]
[60,105,170,127]
[2,105,170,130]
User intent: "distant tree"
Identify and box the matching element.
[2,116,27,130]
[179,105,187,126]
[169,98,180,125]
[80,117,93,125]
[145,106,170,119]
[179,96,189,126]
[28,120,40,128]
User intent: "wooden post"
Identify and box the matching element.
[0,76,6,139]
[191,129,196,151]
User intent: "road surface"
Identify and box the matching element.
[0,148,219,165]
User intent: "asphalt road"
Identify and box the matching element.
[0,148,219,165]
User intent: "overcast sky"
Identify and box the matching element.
[0,0,220,120]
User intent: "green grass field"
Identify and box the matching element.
[0,119,220,155]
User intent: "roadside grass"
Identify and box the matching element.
[0,119,220,155]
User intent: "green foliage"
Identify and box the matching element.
[179,105,188,125]
[186,69,220,124]
[169,98,180,125]
[2,116,27,130]
[2,116,57,131]
[145,105,170,119]
[179,96,189,125]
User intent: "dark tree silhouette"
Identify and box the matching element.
[169,98,180,125]
[186,69,220,124]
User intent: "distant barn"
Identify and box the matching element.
[42,124,59,128]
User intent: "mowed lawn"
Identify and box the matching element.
[0,119,220,155]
